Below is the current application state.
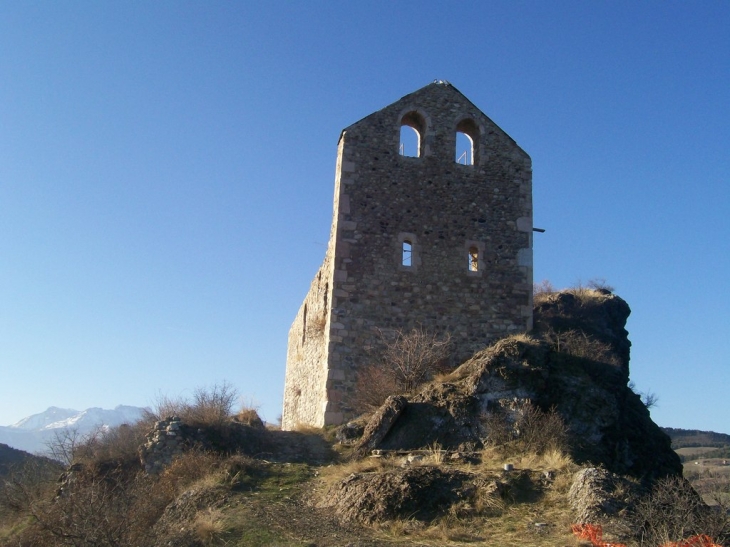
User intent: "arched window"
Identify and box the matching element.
[399,111,425,158]
[468,246,479,272]
[456,118,479,165]
[456,132,473,165]
[402,240,412,267]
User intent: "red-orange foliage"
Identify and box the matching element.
[571,524,626,547]
[659,535,722,547]
[571,524,721,547]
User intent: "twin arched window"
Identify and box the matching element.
[398,113,479,165]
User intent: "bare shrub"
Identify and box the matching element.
[145,382,239,428]
[587,277,615,292]
[544,328,621,366]
[351,362,399,413]
[533,279,557,305]
[380,327,451,391]
[480,408,515,447]
[0,459,60,516]
[516,403,569,454]
[15,465,159,547]
[482,402,569,455]
[45,427,84,466]
[631,475,729,546]
[189,382,239,427]
[628,381,660,410]
[353,327,451,413]
[145,392,187,422]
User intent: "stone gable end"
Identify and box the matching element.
[282,82,533,430]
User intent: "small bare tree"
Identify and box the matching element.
[45,427,84,466]
[353,327,451,412]
[379,327,451,392]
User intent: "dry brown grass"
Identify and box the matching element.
[318,454,398,485]
[193,508,225,545]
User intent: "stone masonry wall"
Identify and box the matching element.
[139,417,186,474]
[282,257,334,429]
[283,82,533,429]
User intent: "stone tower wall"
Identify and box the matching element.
[283,83,533,429]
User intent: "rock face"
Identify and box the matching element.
[354,395,407,457]
[569,467,640,526]
[321,467,476,524]
[355,290,681,480]
[139,416,268,474]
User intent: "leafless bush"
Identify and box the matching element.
[481,402,569,455]
[544,328,621,366]
[0,459,60,516]
[631,475,729,546]
[480,408,515,447]
[145,382,239,428]
[379,327,451,392]
[351,362,399,413]
[352,327,451,413]
[533,279,557,305]
[586,277,615,292]
[44,422,148,470]
[534,279,556,295]
[628,381,660,410]
[189,382,239,427]
[45,427,84,466]
[516,403,569,454]
[5,464,159,547]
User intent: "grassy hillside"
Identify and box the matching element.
[0,443,61,477]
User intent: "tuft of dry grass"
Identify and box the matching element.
[290,422,325,435]
[426,442,445,464]
[193,508,225,545]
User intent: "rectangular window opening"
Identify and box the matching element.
[402,241,413,267]
[468,247,479,272]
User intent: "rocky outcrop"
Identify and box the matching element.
[319,466,496,524]
[354,290,681,480]
[569,467,641,529]
[139,416,268,474]
[534,289,632,376]
[354,395,407,457]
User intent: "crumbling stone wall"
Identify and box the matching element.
[139,417,186,474]
[283,81,533,430]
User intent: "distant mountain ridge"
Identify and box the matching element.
[661,427,730,449]
[0,405,146,455]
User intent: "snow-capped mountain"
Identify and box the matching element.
[10,407,80,431]
[0,405,147,455]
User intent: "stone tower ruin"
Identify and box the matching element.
[282,81,533,430]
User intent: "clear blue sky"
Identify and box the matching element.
[1,2,728,433]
